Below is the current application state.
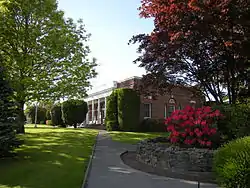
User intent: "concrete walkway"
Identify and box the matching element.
[86,131,218,188]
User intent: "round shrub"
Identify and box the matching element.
[61,99,88,127]
[213,136,250,188]
[105,90,119,131]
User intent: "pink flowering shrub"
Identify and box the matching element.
[165,106,224,148]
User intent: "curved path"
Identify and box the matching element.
[85,130,218,188]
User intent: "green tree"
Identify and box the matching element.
[0,0,97,133]
[117,88,140,131]
[25,105,46,124]
[105,90,119,131]
[51,104,64,127]
[62,99,88,128]
[0,64,20,157]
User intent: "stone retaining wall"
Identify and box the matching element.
[136,137,215,172]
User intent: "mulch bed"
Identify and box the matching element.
[120,151,217,184]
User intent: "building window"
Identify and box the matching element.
[165,104,175,118]
[143,103,152,118]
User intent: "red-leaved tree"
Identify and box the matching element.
[130,0,250,104]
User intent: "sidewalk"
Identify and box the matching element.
[85,130,218,188]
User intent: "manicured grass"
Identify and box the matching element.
[0,125,98,188]
[109,131,169,144]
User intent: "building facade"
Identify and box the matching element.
[84,76,204,125]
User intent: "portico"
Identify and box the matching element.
[84,87,114,124]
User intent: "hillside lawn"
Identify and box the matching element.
[0,125,98,188]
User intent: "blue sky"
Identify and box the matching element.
[57,0,154,93]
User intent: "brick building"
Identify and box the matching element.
[84,76,204,125]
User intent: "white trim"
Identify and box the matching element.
[143,103,152,119]
[84,89,113,102]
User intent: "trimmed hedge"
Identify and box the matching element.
[138,118,166,132]
[51,104,64,127]
[117,88,140,131]
[213,136,250,188]
[61,99,88,127]
[105,90,119,131]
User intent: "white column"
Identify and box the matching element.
[91,100,94,124]
[104,97,107,118]
[86,112,89,124]
[97,98,101,124]
[86,102,89,124]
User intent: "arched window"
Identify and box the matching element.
[164,96,177,118]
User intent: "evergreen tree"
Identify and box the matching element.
[0,65,20,157]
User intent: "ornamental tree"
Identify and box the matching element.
[165,106,223,148]
[0,0,97,133]
[61,99,88,128]
[130,0,250,104]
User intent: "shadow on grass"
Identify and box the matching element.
[0,128,98,188]
[109,131,169,144]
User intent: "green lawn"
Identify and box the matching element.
[109,131,169,144]
[0,126,98,188]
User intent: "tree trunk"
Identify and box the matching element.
[16,101,25,134]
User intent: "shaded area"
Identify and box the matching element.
[121,151,217,184]
[109,131,169,144]
[0,126,98,188]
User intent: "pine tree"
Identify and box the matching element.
[0,65,21,157]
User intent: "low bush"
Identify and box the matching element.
[106,120,119,131]
[213,104,250,142]
[138,118,165,132]
[213,136,250,188]
[165,105,224,148]
[46,120,52,125]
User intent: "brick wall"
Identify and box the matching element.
[116,77,204,121]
